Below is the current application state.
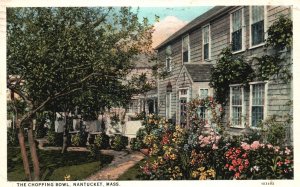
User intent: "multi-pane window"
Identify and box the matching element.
[231,8,243,52]
[182,35,190,63]
[166,93,172,119]
[200,89,208,99]
[251,6,265,46]
[179,89,188,126]
[251,84,265,127]
[166,57,172,72]
[202,25,210,60]
[231,86,243,127]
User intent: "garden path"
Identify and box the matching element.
[86,150,145,180]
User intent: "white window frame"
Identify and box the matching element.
[166,92,172,119]
[182,34,190,64]
[249,81,268,128]
[202,24,211,61]
[178,87,190,124]
[230,7,245,54]
[249,6,267,49]
[229,84,245,128]
[165,56,172,72]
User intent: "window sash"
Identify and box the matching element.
[252,106,264,127]
[232,106,242,126]
[231,86,243,127]
[203,43,209,60]
[166,93,171,119]
[232,29,242,51]
[198,106,207,121]
[251,20,264,46]
[183,51,189,63]
[232,9,242,32]
[251,83,265,127]
[166,57,171,71]
[182,35,189,63]
[252,6,264,24]
[200,89,208,99]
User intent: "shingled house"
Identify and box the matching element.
[155,6,292,142]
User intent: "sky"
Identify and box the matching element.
[133,6,213,48]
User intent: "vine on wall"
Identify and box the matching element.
[210,15,293,105]
[209,47,254,104]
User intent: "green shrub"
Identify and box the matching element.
[111,134,128,151]
[87,144,100,158]
[94,133,110,149]
[47,130,63,146]
[130,128,147,150]
[71,131,87,147]
[7,128,18,146]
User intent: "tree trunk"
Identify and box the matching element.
[28,120,40,180]
[17,125,32,181]
[61,112,68,153]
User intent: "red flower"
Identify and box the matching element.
[232,160,237,166]
[225,164,229,168]
[234,172,240,179]
[229,165,235,171]
[242,153,247,158]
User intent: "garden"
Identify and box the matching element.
[127,97,293,180]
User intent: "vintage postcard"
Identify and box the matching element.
[0,0,299,187]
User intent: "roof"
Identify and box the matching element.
[184,64,213,82]
[155,6,232,50]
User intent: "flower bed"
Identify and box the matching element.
[138,98,293,180]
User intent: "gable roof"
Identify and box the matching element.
[155,6,232,50]
[184,64,213,82]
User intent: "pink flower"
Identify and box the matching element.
[198,135,204,140]
[229,165,235,171]
[241,142,250,151]
[285,147,291,155]
[274,146,280,152]
[267,144,273,149]
[285,159,291,165]
[234,172,240,179]
[277,161,283,167]
[250,141,260,150]
[212,144,218,150]
[215,135,221,141]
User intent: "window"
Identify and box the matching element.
[166,57,172,72]
[231,8,244,52]
[198,106,206,121]
[251,6,265,46]
[202,25,210,60]
[179,88,188,126]
[250,83,267,127]
[200,88,208,99]
[182,35,190,63]
[166,93,172,119]
[230,85,244,127]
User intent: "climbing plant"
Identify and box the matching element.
[255,15,293,83]
[209,47,254,105]
[266,15,293,50]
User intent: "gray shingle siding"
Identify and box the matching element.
[156,6,292,137]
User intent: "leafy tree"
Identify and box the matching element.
[7,7,154,180]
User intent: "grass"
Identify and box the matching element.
[7,146,113,181]
[117,159,145,180]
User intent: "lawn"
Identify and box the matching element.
[8,146,113,181]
